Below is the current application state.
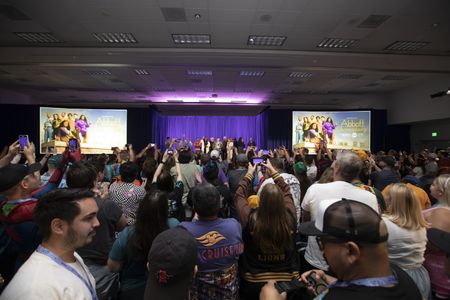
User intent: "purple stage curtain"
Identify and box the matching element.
[151,109,266,149]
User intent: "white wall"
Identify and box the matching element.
[388,76,450,125]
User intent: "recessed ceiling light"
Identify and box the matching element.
[194,87,214,92]
[93,32,138,43]
[239,70,265,77]
[14,32,62,43]
[134,69,150,75]
[187,70,212,76]
[289,72,313,78]
[83,70,112,76]
[194,13,201,19]
[248,35,286,46]
[317,38,358,48]
[385,41,430,51]
[172,34,210,44]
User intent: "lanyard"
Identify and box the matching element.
[329,274,398,288]
[36,245,98,300]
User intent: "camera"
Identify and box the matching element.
[167,148,174,156]
[275,280,305,294]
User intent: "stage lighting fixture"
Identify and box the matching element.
[430,88,450,98]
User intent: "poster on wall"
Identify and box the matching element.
[39,107,127,154]
[292,111,371,152]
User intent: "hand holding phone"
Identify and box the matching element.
[69,138,78,152]
[18,135,29,152]
[306,271,328,296]
[275,280,305,294]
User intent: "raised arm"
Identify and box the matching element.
[234,162,256,228]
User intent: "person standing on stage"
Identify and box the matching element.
[1,189,100,300]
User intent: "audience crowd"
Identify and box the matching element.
[1,135,450,300]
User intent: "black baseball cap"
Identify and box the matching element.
[144,227,198,300]
[0,163,42,193]
[299,198,388,244]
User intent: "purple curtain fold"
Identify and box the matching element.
[151,109,266,149]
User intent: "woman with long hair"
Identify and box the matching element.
[423,174,450,299]
[235,160,298,299]
[322,117,336,144]
[107,190,179,300]
[383,183,430,299]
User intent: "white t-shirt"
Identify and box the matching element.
[1,251,96,300]
[258,173,301,223]
[383,217,427,269]
[301,181,379,270]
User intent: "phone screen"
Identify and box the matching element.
[252,157,264,164]
[69,139,78,152]
[262,150,269,156]
[19,135,28,151]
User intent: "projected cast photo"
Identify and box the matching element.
[292,111,371,151]
[40,107,127,153]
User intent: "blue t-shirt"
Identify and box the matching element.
[180,218,244,272]
[109,218,179,291]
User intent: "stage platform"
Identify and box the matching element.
[41,141,113,154]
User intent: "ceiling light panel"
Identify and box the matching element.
[289,72,313,78]
[172,34,210,44]
[385,41,430,51]
[83,70,112,76]
[187,70,212,76]
[248,35,287,46]
[239,71,265,77]
[317,38,358,48]
[14,32,62,43]
[134,69,150,75]
[93,33,138,43]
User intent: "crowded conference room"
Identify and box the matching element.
[0,0,450,299]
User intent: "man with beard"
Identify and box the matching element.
[1,189,100,300]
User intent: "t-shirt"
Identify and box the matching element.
[319,265,421,300]
[180,218,243,272]
[1,251,95,300]
[383,217,427,269]
[109,220,179,292]
[77,198,123,265]
[370,169,401,191]
[302,181,379,270]
[109,182,146,225]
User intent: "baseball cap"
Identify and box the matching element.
[237,153,248,164]
[427,228,450,255]
[299,198,388,244]
[294,162,307,174]
[0,163,42,193]
[144,227,198,300]
[210,150,220,160]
